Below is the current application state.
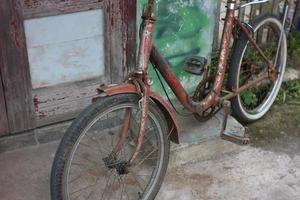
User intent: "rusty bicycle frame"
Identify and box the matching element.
[94,0,281,164]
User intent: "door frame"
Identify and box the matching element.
[0,65,9,136]
[0,0,137,135]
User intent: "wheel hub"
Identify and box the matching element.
[103,155,129,175]
[115,162,129,175]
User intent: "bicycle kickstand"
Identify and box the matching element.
[220,100,250,145]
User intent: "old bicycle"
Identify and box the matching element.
[51,0,287,199]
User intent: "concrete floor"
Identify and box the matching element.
[0,113,299,200]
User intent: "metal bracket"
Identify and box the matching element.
[227,2,236,10]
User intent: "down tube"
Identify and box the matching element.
[150,45,197,112]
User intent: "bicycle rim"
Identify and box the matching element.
[62,103,166,200]
[237,17,287,119]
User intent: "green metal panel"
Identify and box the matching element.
[138,0,218,97]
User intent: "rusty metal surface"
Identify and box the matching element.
[137,19,155,73]
[146,0,272,115]
[112,108,131,156]
[129,81,150,164]
[223,72,269,100]
[200,1,236,111]
[96,0,276,151]
[235,18,273,69]
[93,83,180,144]
[143,0,155,18]
[93,0,275,148]
[150,46,197,113]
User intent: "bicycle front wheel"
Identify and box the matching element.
[51,94,170,200]
[228,14,287,123]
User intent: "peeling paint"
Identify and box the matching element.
[9,0,24,49]
[24,9,105,89]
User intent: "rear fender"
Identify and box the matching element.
[92,84,180,144]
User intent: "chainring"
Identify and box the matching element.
[192,76,217,122]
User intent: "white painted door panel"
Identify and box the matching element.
[24,9,105,89]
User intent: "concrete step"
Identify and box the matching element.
[169,111,245,168]
[0,111,246,200]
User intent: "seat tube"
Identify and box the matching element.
[200,0,237,110]
[214,0,236,92]
[136,1,156,74]
[136,19,155,74]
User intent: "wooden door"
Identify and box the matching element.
[0,0,36,134]
[0,0,136,135]
[0,70,9,136]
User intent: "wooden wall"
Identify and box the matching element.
[0,0,36,133]
[0,71,9,136]
[0,0,136,136]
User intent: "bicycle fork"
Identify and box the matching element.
[109,77,151,165]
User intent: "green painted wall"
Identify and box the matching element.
[138,0,218,97]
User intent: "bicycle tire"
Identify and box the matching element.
[51,94,170,200]
[228,14,287,124]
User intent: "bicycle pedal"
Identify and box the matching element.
[182,56,208,75]
[221,131,250,145]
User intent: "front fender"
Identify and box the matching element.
[92,84,180,144]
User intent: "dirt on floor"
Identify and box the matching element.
[157,102,300,200]
[247,103,300,157]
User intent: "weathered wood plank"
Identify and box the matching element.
[0,0,36,133]
[123,0,137,74]
[33,77,105,126]
[107,0,137,83]
[0,0,137,133]
[22,0,104,19]
[0,66,9,136]
[212,0,221,52]
[108,0,125,84]
[35,0,137,126]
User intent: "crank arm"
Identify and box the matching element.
[220,100,250,145]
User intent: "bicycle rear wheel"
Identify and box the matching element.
[51,94,170,200]
[228,14,287,123]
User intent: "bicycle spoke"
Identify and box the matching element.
[118,176,125,200]
[135,148,158,167]
[75,153,101,168]
[70,176,101,198]
[130,173,145,193]
[79,142,108,156]
[84,133,111,155]
[100,172,115,200]
[56,101,168,200]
